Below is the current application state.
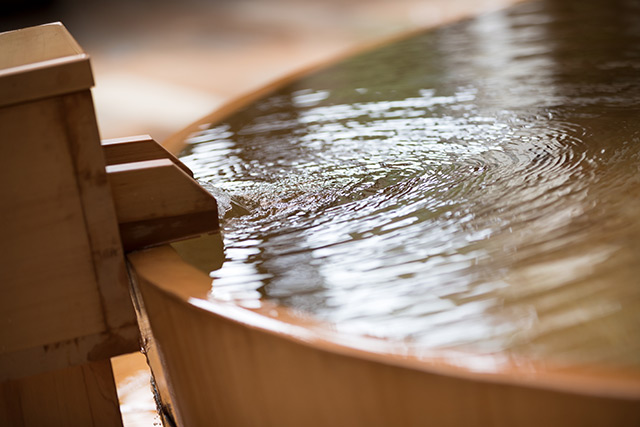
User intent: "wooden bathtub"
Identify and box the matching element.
[127,0,640,424]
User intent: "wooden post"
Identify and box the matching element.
[0,23,221,425]
[0,23,134,425]
[0,21,139,375]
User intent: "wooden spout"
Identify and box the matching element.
[102,136,219,251]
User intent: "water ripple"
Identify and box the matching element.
[181,0,640,367]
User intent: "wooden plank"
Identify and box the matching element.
[61,90,138,337]
[0,96,107,354]
[107,159,218,250]
[126,277,177,426]
[0,22,84,69]
[0,359,123,427]
[102,135,193,176]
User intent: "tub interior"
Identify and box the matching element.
[176,0,640,371]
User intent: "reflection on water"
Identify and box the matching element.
[181,0,640,367]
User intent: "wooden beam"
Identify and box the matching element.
[0,25,138,425]
[0,23,93,109]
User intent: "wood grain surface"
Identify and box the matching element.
[0,22,137,425]
[107,158,219,251]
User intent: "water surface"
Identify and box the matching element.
[181,0,640,368]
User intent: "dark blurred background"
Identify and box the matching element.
[0,0,520,141]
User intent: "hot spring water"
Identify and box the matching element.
[179,0,640,368]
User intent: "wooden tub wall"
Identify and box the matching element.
[128,245,640,426]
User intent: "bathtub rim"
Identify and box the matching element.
[128,244,640,402]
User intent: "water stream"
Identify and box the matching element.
[180,0,640,368]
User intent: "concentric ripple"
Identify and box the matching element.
[180,0,640,367]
